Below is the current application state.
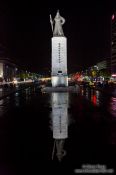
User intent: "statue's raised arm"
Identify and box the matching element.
[50,10,65,36]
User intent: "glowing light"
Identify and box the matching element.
[91,95,96,105]
[112,74,116,77]
[112,14,115,20]
[81,89,84,96]
[13,78,18,84]
[0,63,3,78]
[41,77,51,81]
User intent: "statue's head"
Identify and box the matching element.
[56,10,60,18]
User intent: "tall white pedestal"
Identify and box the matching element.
[51,37,68,87]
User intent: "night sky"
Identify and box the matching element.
[0,1,116,74]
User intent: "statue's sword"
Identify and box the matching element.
[50,14,53,32]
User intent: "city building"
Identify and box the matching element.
[111,13,116,78]
[0,57,17,82]
[97,59,111,72]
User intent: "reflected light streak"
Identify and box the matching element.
[110,97,116,117]
[0,99,4,105]
[91,95,97,105]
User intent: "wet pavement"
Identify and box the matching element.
[0,85,116,174]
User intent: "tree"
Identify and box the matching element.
[99,69,111,79]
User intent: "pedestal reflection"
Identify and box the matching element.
[51,92,69,161]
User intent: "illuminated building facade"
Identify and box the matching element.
[111,13,116,75]
[0,57,17,82]
[97,60,109,70]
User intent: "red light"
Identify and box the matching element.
[91,95,96,105]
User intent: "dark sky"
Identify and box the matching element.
[0,1,116,74]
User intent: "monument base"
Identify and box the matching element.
[52,75,68,87]
[41,85,80,93]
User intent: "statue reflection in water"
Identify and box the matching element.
[51,92,69,162]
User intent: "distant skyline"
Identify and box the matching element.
[0,1,116,74]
